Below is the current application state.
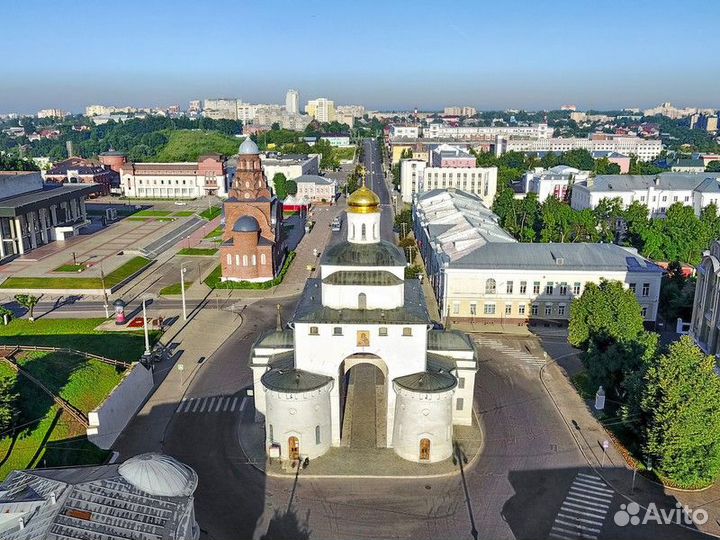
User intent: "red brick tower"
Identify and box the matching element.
[220,138,283,282]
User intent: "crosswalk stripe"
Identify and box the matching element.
[557,513,604,527]
[223,397,231,411]
[198,398,208,412]
[239,397,247,411]
[207,397,216,411]
[551,525,596,540]
[554,518,600,534]
[565,495,610,510]
[577,473,603,481]
[572,479,614,494]
[191,398,201,412]
[176,398,188,413]
[215,397,224,412]
[561,501,608,516]
[230,397,238,411]
[574,478,611,491]
[549,532,576,540]
[569,487,613,502]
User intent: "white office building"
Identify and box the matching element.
[286,89,300,114]
[522,166,591,203]
[425,123,553,140]
[400,157,497,206]
[390,125,422,140]
[570,173,720,217]
[414,190,663,325]
[305,98,336,122]
[497,135,663,162]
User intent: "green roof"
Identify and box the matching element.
[322,240,406,267]
[322,270,403,286]
[261,367,332,393]
[394,367,456,393]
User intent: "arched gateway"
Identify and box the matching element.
[250,179,478,463]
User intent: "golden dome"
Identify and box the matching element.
[347,184,380,213]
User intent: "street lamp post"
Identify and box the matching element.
[142,297,151,356]
[180,264,188,321]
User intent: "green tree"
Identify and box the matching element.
[568,280,644,349]
[14,294,39,322]
[561,149,595,171]
[707,160,720,173]
[642,336,720,487]
[0,305,13,325]
[0,377,18,432]
[594,197,624,243]
[272,173,288,199]
[594,157,622,175]
[286,179,298,196]
[394,208,413,238]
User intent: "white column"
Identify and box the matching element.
[0,219,6,259]
[14,217,24,255]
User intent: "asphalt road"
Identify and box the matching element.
[363,138,395,243]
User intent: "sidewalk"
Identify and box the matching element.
[541,360,720,537]
[112,306,244,459]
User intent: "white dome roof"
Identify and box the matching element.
[118,453,198,497]
[239,137,259,155]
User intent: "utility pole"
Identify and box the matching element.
[142,298,151,356]
[100,265,109,318]
[180,265,188,321]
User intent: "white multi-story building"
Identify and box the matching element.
[400,157,497,206]
[256,153,320,192]
[426,123,553,140]
[336,105,365,126]
[119,155,227,198]
[522,165,591,203]
[570,173,720,217]
[203,98,238,120]
[305,98,336,122]
[285,89,300,114]
[236,101,260,123]
[390,125,422,139]
[37,108,67,119]
[414,190,663,325]
[497,135,663,162]
[643,102,700,119]
[294,174,337,203]
[443,106,477,117]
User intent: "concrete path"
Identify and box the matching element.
[347,364,377,449]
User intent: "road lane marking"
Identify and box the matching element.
[553,519,600,534]
[223,397,231,411]
[573,479,614,493]
[557,513,604,527]
[230,397,238,411]
[569,486,613,500]
[565,495,609,509]
[176,399,188,413]
[215,397,224,412]
[561,501,607,516]
[198,398,208,412]
[549,473,612,539]
[191,398,201,412]
[239,397,247,411]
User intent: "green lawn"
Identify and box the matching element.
[127,216,174,222]
[159,281,193,295]
[173,211,195,217]
[204,251,296,290]
[0,256,152,290]
[177,247,217,256]
[334,147,356,161]
[0,319,158,362]
[53,264,86,273]
[200,205,222,220]
[133,209,172,217]
[154,130,239,162]
[204,226,224,238]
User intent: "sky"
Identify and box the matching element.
[2,0,719,114]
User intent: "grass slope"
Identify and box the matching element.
[154,130,239,162]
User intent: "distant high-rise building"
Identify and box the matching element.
[336,105,365,127]
[305,98,336,123]
[286,89,300,114]
[443,106,476,117]
[203,98,239,120]
[188,100,201,112]
[37,108,67,119]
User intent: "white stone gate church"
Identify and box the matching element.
[250,181,477,463]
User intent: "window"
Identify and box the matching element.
[242,255,249,266]
[361,223,366,240]
[518,304,526,315]
[545,282,554,295]
[470,302,477,316]
[558,304,566,316]
[559,282,568,295]
[358,292,367,309]
[629,283,636,293]
[458,377,465,389]
[452,302,460,315]
[685,196,690,202]
[333,327,343,336]
[573,282,581,295]
[520,281,527,294]
[506,281,514,294]
[673,196,678,202]
[456,398,464,411]
[261,253,266,265]
[235,254,240,266]
[531,304,538,316]
[309,326,319,335]
[662,195,667,202]
[545,304,553,316]
[315,425,321,445]
[484,303,496,315]
[251,254,256,266]
[269,425,274,443]
[533,281,540,294]
[642,283,650,297]
[402,327,412,336]
[379,327,388,336]
[485,278,496,294]
[505,304,512,315]
[641,306,648,318]
[226,254,232,265]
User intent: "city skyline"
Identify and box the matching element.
[3,0,720,114]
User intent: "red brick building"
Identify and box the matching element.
[44,157,119,196]
[220,138,284,282]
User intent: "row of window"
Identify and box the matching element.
[226,253,267,266]
[453,301,649,318]
[309,326,413,337]
[483,279,651,297]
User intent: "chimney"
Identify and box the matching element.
[18,517,24,530]
[50,492,56,505]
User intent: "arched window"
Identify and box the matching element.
[245,181,249,188]
[361,223,366,240]
[226,254,232,265]
[261,253,266,265]
[485,278,496,294]
[315,425,321,445]
[243,255,249,266]
[358,292,367,309]
[251,254,256,266]
[373,223,378,240]
[352,224,355,239]
[235,254,240,266]
[269,425,274,443]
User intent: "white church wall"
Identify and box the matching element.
[265,383,333,460]
[347,211,382,244]
[321,283,404,310]
[321,264,405,281]
[392,384,454,463]
[452,368,475,426]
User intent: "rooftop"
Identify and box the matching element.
[322,270,403,286]
[577,173,720,193]
[0,183,100,217]
[295,174,335,185]
[322,239,406,267]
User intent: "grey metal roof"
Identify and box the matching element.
[452,242,665,272]
[322,270,403,286]
[0,454,198,540]
[0,184,100,217]
[293,279,431,324]
[427,330,475,352]
[254,329,294,349]
[674,159,704,168]
[261,367,332,393]
[394,366,456,393]
[322,240,406,267]
[580,173,720,193]
[232,215,260,232]
[295,174,334,185]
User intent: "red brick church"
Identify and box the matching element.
[220,138,284,282]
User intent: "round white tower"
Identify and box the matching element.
[262,367,334,460]
[346,176,382,244]
[391,369,456,463]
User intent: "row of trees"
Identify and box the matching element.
[569,281,720,488]
[271,173,297,200]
